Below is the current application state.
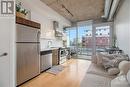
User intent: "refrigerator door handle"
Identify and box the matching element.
[37,44,40,55]
[0,53,8,57]
[37,31,40,42]
[37,31,40,54]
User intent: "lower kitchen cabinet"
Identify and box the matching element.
[52,49,59,65]
[40,50,52,72]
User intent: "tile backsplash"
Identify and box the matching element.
[40,38,63,51]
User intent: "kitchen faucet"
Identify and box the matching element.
[47,41,52,48]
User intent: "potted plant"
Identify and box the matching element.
[16,2,28,18]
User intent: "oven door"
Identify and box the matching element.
[59,49,67,64]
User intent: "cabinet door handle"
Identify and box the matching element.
[0,53,8,57]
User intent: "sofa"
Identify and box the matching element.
[80,53,130,87]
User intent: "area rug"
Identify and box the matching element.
[46,65,65,75]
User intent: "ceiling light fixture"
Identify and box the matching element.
[46,0,74,17]
[47,0,59,6]
[61,4,74,17]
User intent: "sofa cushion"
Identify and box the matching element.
[108,68,120,75]
[96,53,128,68]
[81,73,112,87]
[102,55,128,69]
[87,63,116,78]
[111,75,130,87]
[102,57,114,69]
[119,61,130,75]
[104,54,115,59]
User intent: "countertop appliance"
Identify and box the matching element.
[40,50,52,72]
[16,24,40,86]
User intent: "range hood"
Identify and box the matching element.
[55,30,63,37]
[53,21,63,37]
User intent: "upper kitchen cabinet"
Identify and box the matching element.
[16,16,41,29]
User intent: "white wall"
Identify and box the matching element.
[0,0,16,87]
[114,0,130,56]
[18,0,71,50]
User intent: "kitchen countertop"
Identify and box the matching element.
[40,48,59,52]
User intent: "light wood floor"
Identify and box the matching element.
[19,59,91,87]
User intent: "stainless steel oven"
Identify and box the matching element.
[59,48,69,64]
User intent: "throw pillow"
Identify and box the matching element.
[108,68,120,75]
[102,57,113,69]
[118,61,130,75]
[102,57,119,69]
[121,54,129,61]
[112,58,123,67]
[114,54,129,61]
[104,54,115,60]
[107,57,126,68]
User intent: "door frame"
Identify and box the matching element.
[66,21,113,58]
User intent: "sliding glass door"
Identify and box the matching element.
[66,27,77,57]
[77,24,93,60]
[93,23,113,55]
[65,21,93,59]
[65,22,113,60]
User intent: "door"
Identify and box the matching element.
[93,22,113,55]
[16,24,40,43]
[17,43,40,85]
[77,24,93,59]
[0,18,14,87]
[66,27,77,57]
[65,25,93,59]
[16,23,40,85]
[65,22,112,59]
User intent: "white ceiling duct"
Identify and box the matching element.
[108,0,120,21]
[102,0,113,18]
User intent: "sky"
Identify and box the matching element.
[68,25,92,41]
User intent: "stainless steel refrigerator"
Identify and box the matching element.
[16,24,40,85]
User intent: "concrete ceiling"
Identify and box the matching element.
[41,0,105,22]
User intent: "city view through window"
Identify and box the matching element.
[65,24,111,59]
